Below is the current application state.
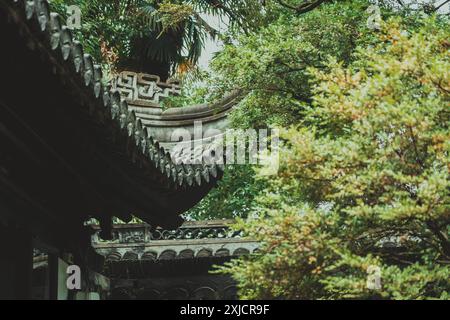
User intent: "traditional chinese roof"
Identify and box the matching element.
[0,0,238,237]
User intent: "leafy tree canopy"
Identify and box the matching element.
[217,15,450,300]
[49,0,268,79]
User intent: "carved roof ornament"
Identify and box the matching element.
[112,71,182,108]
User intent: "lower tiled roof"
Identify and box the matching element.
[92,221,259,262]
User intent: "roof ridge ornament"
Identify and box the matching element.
[112,71,182,108]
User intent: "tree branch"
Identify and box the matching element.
[275,0,328,14]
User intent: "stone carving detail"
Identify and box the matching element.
[149,226,242,241]
[96,227,147,244]
[93,222,243,245]
[112,71,181,107]
[118,228,146,243]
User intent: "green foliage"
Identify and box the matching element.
[49,1,143,65]
[217,17,450,300]
[209,0,449,129]
[184,165,267,221]
[48,0,267,78]
[183,0,448,221]
[160,85,209,109]
[210,0,372,128]
[160,69,212,109]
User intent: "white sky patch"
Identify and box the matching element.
[197,14,229,70]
